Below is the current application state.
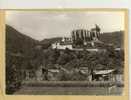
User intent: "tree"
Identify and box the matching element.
[48,49,60,64]
[6,54,23,94]
[57,50,74,65]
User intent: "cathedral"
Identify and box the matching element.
[71,24,101,46]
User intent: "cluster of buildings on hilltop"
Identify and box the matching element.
[52,24,101,50]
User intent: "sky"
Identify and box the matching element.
[6,11,125,41]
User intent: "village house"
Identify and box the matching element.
[52,42,73,50]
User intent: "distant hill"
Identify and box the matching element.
[99,31,124,48]
[41,37,62,44]
[40,37,62,49]
[6,25,39,56]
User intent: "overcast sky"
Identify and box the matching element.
[6,11,125,41]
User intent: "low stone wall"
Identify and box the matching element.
[22,81,123,87]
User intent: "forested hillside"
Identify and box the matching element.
[6,25,39,56]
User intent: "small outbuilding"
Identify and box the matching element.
[92,69,115,81]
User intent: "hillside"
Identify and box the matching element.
[6,25,39,56]
[99,31,124,48]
